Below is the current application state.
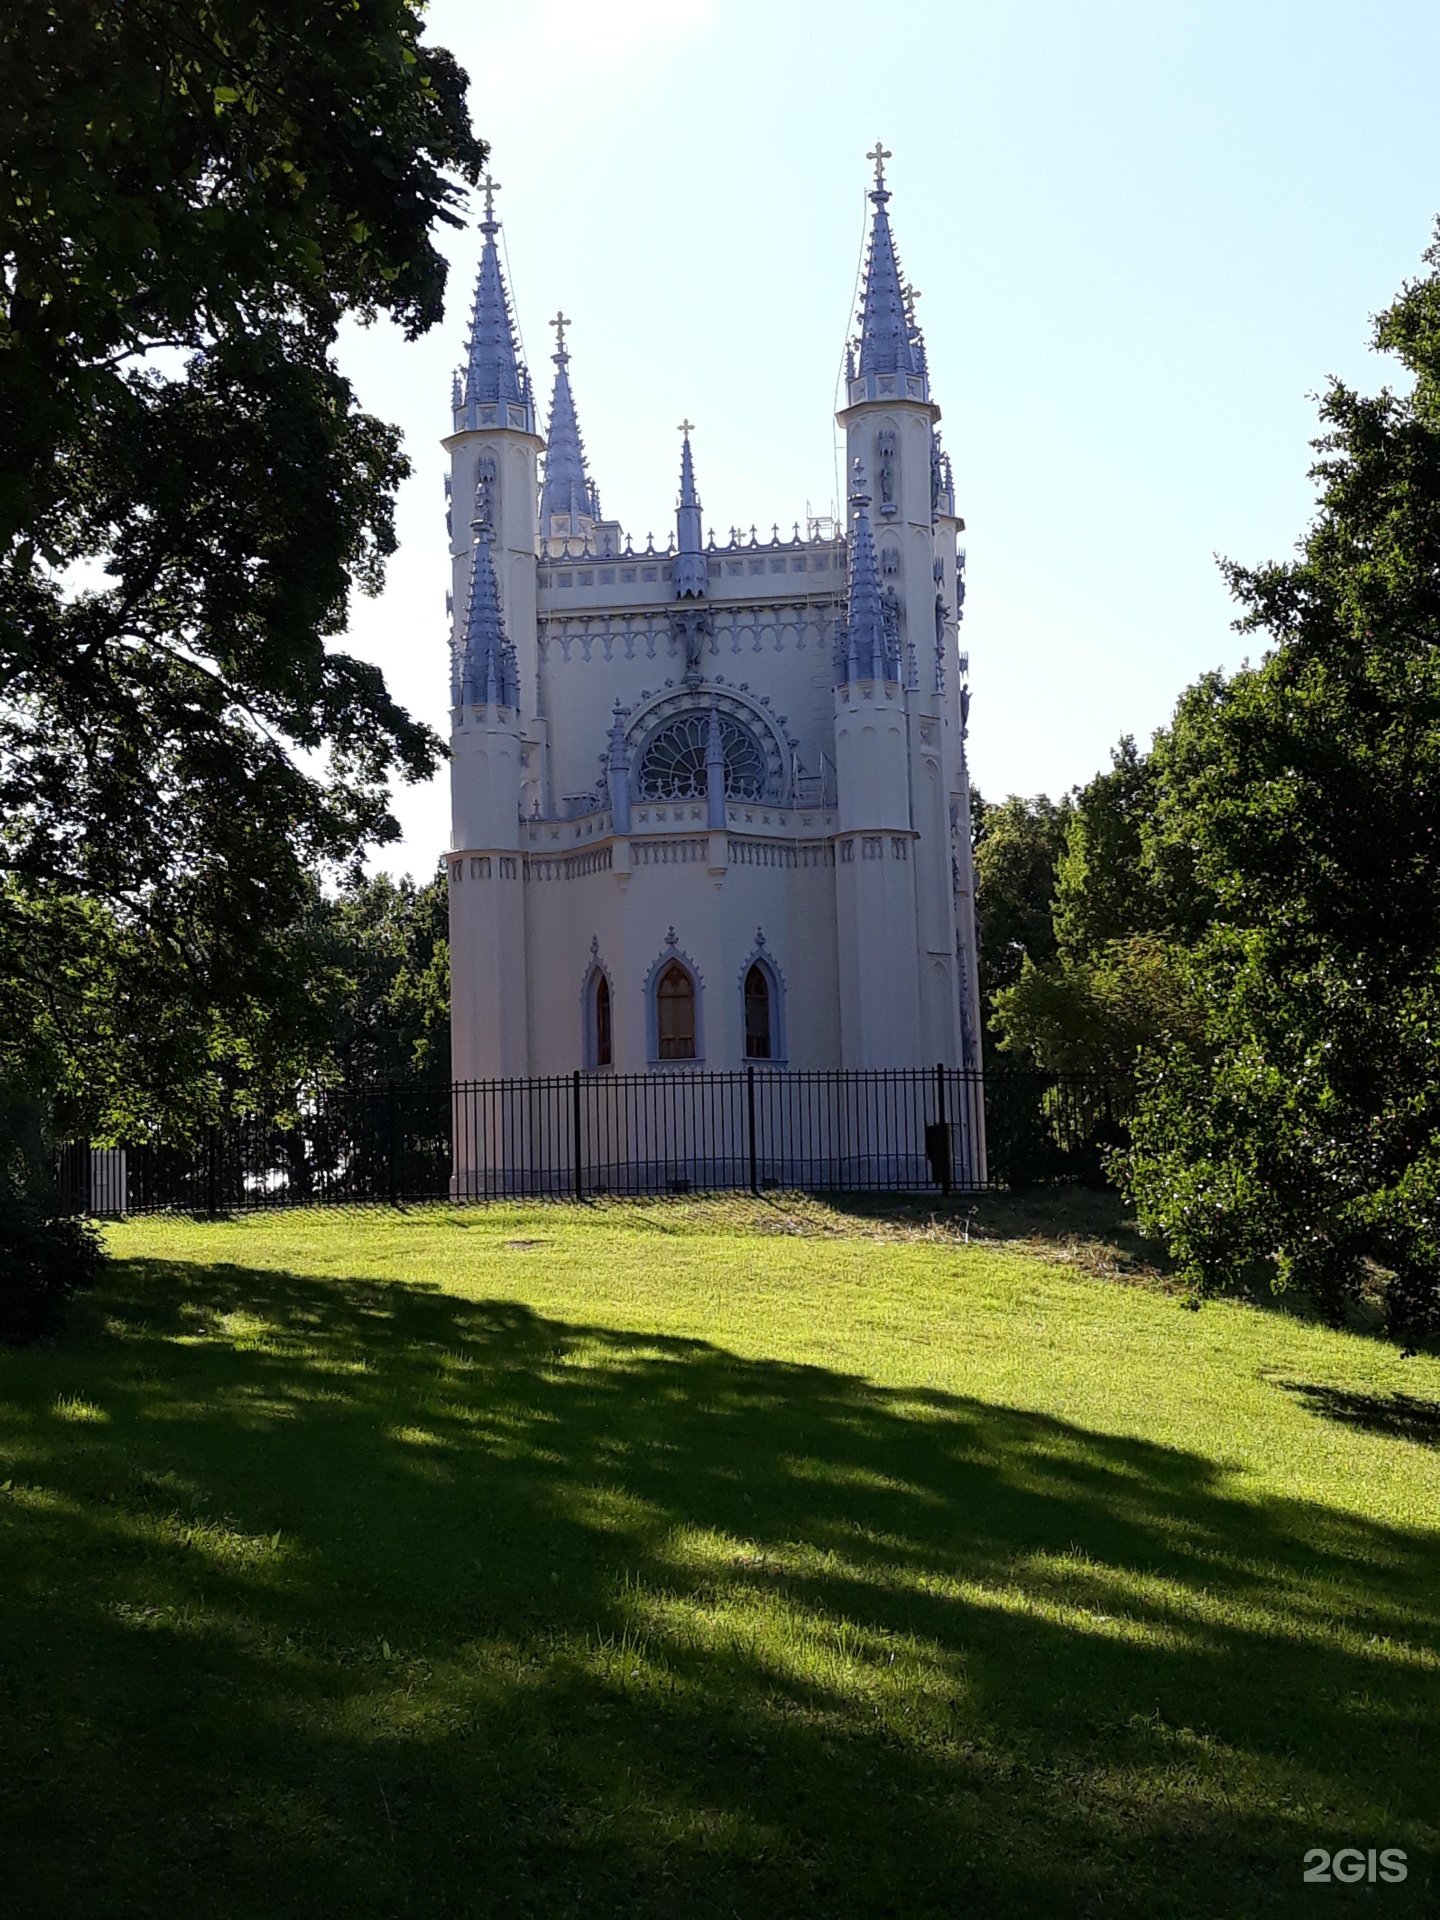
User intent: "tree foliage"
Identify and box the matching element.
[304,868,451,1087]
[0,0,481,1145]
[986,227,1440,1345]
[991,730,1208,1074]
[0,1,481,1329]
[971,793,1071,1052]
[1119,231,1440,1343]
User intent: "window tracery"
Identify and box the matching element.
[655,961,696,1060]
[637,713,767,802]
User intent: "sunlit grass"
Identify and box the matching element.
[1,1193,1438,1915]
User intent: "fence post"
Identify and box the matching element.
[572,1068,583,1200]
[747,1064,758,1195]
[206,1123,219,1217]
[936,1061,951,1195]
[387,1079,398,1206]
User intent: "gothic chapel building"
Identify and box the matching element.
[446,151,981,1081]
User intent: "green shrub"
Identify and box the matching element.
[0,1104,105,1343]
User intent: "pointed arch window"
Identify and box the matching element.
[744,965,772,1060]
[593,972,612,1068]
[655,962,696,1060]
[583,963,614,1071]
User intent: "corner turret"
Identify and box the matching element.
[443,173,543,744]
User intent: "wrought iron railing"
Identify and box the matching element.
[59,1067,1129,1217]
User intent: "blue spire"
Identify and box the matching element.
[455,492,520,711]
[852,144,928,396]
[672,420,706,598]
[457,176,534,429]
[836,460,898,685]
[540,312,595,538]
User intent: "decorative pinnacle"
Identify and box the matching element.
[456,497,519,709]
[866,140,891,190]
[481,173,501,225]
[849,456,871,509]
[550,309,570,360]
[853,148,924,386]
[678,417,695,439]
[673,425,705,595]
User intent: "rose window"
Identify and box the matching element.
[637,713,767,802]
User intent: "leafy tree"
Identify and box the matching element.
[972,792,1071,1052]
[991,935,1203,1077]
[992,726,1210,1074]
[1123,229,1440,1345]
[0,0,483,1330]
[305,867,451,1085]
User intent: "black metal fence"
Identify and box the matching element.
[59,1067,1130,1217]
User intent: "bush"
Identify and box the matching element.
[0,1105,106,1343]
[0,1189,104,1344]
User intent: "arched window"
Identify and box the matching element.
[637,713,767,802]
[744,964,771,1059]
[655,961,696,1060]
[593,972,612,1068]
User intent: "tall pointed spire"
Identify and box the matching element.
[851,143,928,398]
[457,174,535,430]
[836,459,897,685]
[540,311,597,540]
[672,420,706,599]
[455,491,520,710]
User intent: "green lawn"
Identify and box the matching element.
[2,1195,1438,1916]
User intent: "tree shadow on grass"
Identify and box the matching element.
[1,1258,1438,1919]
[1273,1378,1440,1446]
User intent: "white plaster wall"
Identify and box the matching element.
[834,834,923,1068]
[834,692,912,834]
[522,849,841,1075]
[450,723,522,853]
[448,862,528,1082]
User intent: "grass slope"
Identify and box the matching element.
[2,1195,1438,1917]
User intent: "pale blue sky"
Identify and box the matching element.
[337,0,1440,877]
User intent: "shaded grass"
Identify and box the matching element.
[1,1199,1438,1916]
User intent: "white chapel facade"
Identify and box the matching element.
[445,150,981,1080]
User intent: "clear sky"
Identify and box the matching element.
[336,0,1440,879]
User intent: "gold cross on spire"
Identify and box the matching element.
[866,141,891,187]
[550,309,571,355]
[481,173,501,221]
[677,418,695,438]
